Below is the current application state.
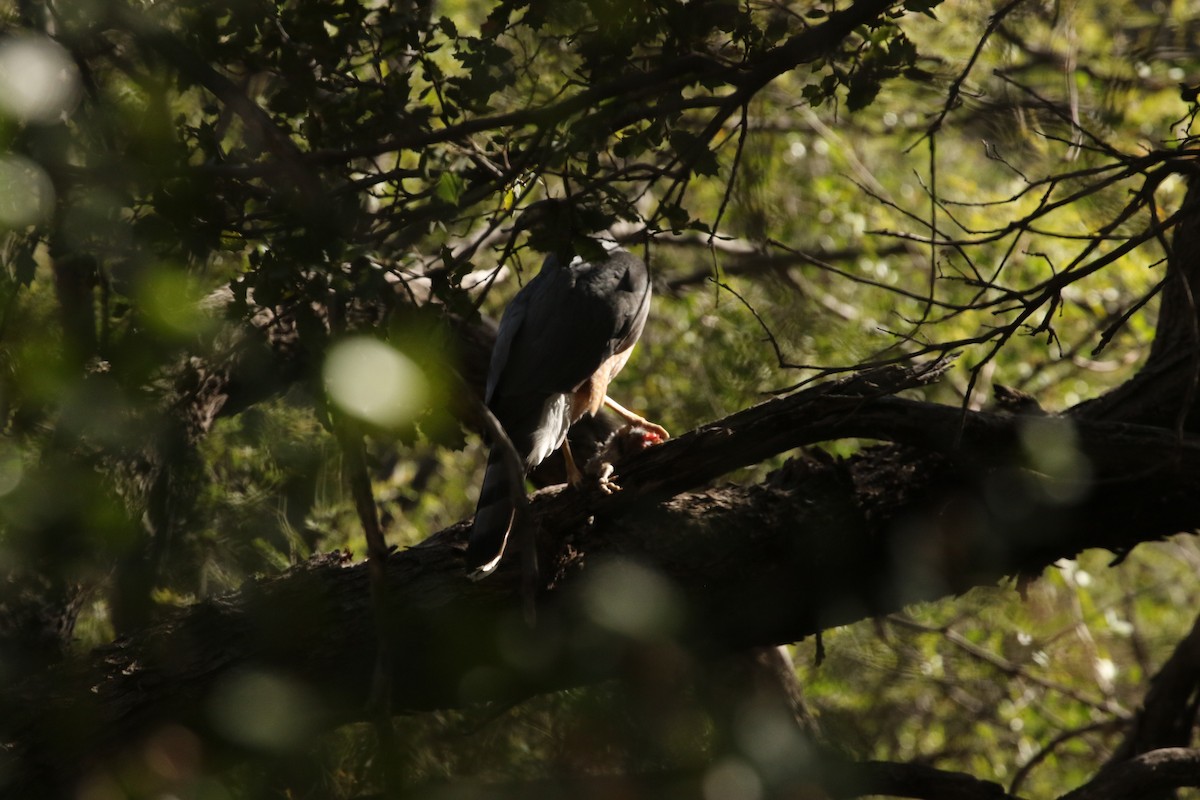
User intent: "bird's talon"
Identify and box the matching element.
[593,462,621,494]
[598,476,622,495]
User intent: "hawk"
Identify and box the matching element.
[466,246,667,577]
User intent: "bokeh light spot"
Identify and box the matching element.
[1019,416,1091,503]
[135,268,212,339]
[0,34,80,123]
[0,155,54,228]
[581,559,683,640]
[703,757,763,800]
[0,442,23,497]
[142,724,202,784]
[324,337,429,428]
[207,670,319,753]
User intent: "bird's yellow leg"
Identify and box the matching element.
[562,440,585,487]
[603,396,670,441]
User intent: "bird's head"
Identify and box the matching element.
[517,199,612,264]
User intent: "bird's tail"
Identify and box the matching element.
[466,445,517,577]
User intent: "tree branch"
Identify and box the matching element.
[7,362,1200,793]
[832,760,1018,800]
[382,758,1017,800]
[1060,748,1200,800]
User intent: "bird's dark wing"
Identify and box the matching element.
[484,260,547,406]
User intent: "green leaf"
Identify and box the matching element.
[904,0,943,17]
[661,201,690,231]
[669,131,720,177]
[435,171,465,205]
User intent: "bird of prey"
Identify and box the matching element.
[466,246,667,577]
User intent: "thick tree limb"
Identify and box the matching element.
[831,760,1018,800]
[7,362,1200,794]
[1061,748,1200,800]
[1077,175,1200,429]
[389,758,1017,800]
